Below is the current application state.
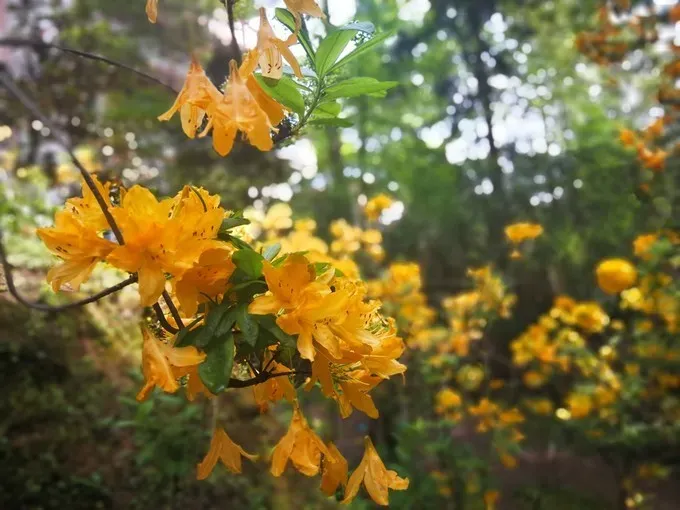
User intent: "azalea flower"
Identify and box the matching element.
[283,0,326,29]
[240,50,287,126]
[65,175,112,231]
[342,436,409,506]
[158,56,221,138]
[364,193,393,222]
[271,402,330,477]
[196,427,257,479]
[37,210,116,292]
[146,0,158,23]
[257,8,302,80]
[320,442,348,496]
[252,359,296,412]
[200,60,274,156]
[504,222,544,244]
[596,258,637,294]
[136,326,206,401]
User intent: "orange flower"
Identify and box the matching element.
[619,128,636,147]
[257,9,302,80]
[484,490,500,510]
[37,210,116,292]
[65,175,112,232]
[637,145,668,172]
[271,402,330,477]
[320,442,348,496]
[505,223,544,244]
[146,0,158,23]
[252,360,296,412]
[158,56,221,138]
[200,60,274,156]
[240,51,287,126]
[283,0,326,29]
[196,427,258,479]
[342,436,409,506]
[136,326,206,401]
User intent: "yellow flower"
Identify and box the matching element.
[249,254,316,316]
[504,222,543,244]
[146,0,158,23]
[196,427,257,479]
[337,379,380,419]
[596,258,637,294]
[435,388,462,413]
[201,60,274,156]
[271,402,330,477]
[526,398,553,416]
[364,193,394,222]
[158,56,221,138]
[499,452,518,469]
[633,233,658,260]
[65,175,112,231]
[295,218,317,233]
[342,436,409,506]
[252,360,296,412]
[283,0,326,29]
[484,490,500,510]
[572,302,609,333]
[257,9,302,80]
[619,128,636,147]
[320,442,348,496]
[566,393,593,419]
[173,247,235,317]
[523,370,545,388]
[37,210,116,292]
[136,326,206,401]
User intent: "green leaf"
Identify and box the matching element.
[220,217,251,231]
[314,100,342,119]
[215,307,238,337]
[275,8,316,67]
[309,117,354,128]
[254,75,306,116]
[315,29,358,78]
[263,243,282,261]
[312,262,332,275]
[232,249,264,279]
[198,333,235,394]
[196,302,231,347]
[174,326,205,348]
[236,305,259,347]
[340,21,375,34]
[257,315,297,352]
[329,30,395,74]
[324,77,398,100]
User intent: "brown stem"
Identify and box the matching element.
[0,228,137,311]
[221,0,242,61]
[227,370,308,389]
[153,303,180,334]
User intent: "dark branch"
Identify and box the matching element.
[0,38,177,94]
[162,290,185,330]
[153,303,180,334]
[0,228,137,312]
[0,72,126,245]
[222,0,242,61]
[227,370,308,389]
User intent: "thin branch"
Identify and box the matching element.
[162,290,185,330]
[0,229,137,311]
[153,303,180,334]
[0,72,125,245]
[227,369,309,389]
[0,38,177,94]
[222,0,242,61]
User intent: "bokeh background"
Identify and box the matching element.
[1,0,679,509]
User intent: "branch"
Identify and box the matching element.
[162,290,185,330]
[0,72,125,245]
[0,228,137,312]
[153,303,180,334]
[0,38,177,94]
[221,0,242,61]
[228,370,309,389]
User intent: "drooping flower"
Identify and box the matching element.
[196,427,258,479]
[271,402,330,477]
[173,247,235,317]
[257,8,303,80]
[136,326,206,401]
[283,0,326,28]
[146,0,158,23]
[504,222,544,244]
[37,210,116,292]
[320,442,348,496]
[240,50,287,126]
[158,56,221,138]
[596,258,637,294]
[200,60,274,156]
[619,128,636,147]
[342,436,409,506]
[252,360,296,412]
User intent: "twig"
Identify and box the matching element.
[0,38,177,94]
[0,72,125,245]
[153,303,180,334]
[162,290,185,330]
[227,369,308,389]
[0,229,137,311]
[221,0,242,61]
